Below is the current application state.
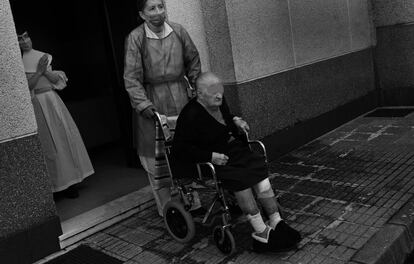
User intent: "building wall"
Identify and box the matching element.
[0,0,61,263]
[372,0,414,105]
[238,49,375,140]
[189,0,376,141]
[223,0,373,82]
[226,0,294,82]
[0,0,380,262]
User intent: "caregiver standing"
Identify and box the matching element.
[123,0,201,216]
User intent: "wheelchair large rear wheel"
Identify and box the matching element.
[163,200,195,243]
[213,226,236,255]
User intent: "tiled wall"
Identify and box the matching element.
[226,0,294,80]
[167,0,373,85]
[225,0,373,82]
[289,0,350,65]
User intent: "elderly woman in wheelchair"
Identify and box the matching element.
[157,72,301,254]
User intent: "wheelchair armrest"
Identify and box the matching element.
[247,140,267,161]
[196,162,217,182]
[241,131,267,157]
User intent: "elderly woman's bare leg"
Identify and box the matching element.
[253,178,282,229]
[234,188,271,242]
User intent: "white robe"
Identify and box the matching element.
[24,50,94,192]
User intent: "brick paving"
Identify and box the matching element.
[75,109,414,264]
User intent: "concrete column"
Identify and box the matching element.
[165,0,211,74]
[166,0,240,112]
[0,0,61,263]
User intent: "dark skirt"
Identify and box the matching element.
[216,140,268,192]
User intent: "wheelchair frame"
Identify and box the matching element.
[154,112,269,255]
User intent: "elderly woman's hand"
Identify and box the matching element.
[212,152,229,166]
[233,117,250,134]
[36,54,49,75]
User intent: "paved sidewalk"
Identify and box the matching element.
[73,108,414,264]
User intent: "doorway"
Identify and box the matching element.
[10,0,148,234]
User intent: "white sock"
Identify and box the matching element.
[248,213,270,243]
[268,212,282,229]
[247,212,267,233]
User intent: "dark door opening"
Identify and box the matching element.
[10,0,147,221]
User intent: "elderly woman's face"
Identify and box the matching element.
[18,32,32,52]
[140,0,166,28]
[200,82,224,108]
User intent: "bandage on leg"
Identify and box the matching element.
[254,178,282,227]
[254,178,274,199]
[234,188,259,215]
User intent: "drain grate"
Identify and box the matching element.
[364,108,414,118]
[45,245,123,264]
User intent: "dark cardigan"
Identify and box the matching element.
[172,97,237,164]
[171,97,268,191]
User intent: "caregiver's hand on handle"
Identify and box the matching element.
[142,105,157,119]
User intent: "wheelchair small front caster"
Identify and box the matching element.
[212,226,236,255]
[163,200,195,243]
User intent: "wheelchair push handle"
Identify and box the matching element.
[153,111,163,125]
[153,112,177,142]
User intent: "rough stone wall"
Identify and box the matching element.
[0,1,60,262]
[0,0,37,142]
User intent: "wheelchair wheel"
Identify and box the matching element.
[213,226,236,255]
[163,200,195,243]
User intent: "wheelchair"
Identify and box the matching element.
[154,112,269,255]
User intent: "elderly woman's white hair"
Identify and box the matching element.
[196,72,222,92]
